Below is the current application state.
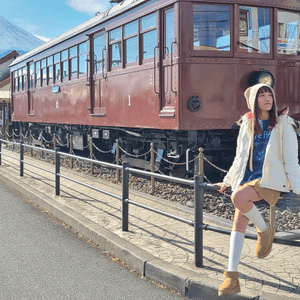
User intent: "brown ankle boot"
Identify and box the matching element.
[255,220,275,259]
[218,271,240,296]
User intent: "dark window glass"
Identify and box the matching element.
[194,5,231,51]
[165,9,174,55]
[14,77,18,92]
[142,30,157,59]
[141,13,156,31]
[94,34,105,73]
[239,6,270,54]
[126,36,138,63]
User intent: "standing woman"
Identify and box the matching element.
[216,83,300,296]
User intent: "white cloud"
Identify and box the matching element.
[66,0,108,15]
[33,35,51,42]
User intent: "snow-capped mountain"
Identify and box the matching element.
[0,16,44,59]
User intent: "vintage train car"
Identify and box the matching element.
[9,0,300,177]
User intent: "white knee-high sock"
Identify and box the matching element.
[228,231,245,272]
[243,204,268,232]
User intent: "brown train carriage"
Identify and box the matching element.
[9,0,300,178]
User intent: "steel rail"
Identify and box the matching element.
[21,160,55,175]
[126,198,194,226]
[58,173,122,201]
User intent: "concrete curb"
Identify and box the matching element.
[0,169,295,300]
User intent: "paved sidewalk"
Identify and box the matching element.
[0,148,300,300]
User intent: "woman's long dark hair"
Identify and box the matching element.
[253,86,277,135]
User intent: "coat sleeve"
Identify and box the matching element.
[282,116,300,194]
[223,121,246,187]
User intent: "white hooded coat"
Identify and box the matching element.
[223,84,300,196]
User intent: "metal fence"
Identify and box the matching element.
[0,139,299,271]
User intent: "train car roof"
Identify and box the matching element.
[11,0,148,67]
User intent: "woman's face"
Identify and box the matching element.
[257,91,273,112]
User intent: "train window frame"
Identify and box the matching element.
[61,49,69,81]
[35,61,41,88]
[18,69,23,92]
[22,66,27,91]
[69,45,78,79]
[192,3,233,58]
[140,12,158,63]
[78,41,88,78]
[124,20,139,67]
[29,62,34,89]
[93,32,106,74]
[237,5,273,59]
[109,26,122,70]
[14,70,18,92]
[41,58,47,86]
[276,8,300,60]
[47,56,54,85]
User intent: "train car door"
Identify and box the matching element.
[90,31,107,116]
[159,7,177,117]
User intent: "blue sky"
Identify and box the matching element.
[1,0,111,41]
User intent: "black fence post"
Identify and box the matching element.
[20,141,24,177]
[122,161,129,231]
[55,147,60,196]
[195,147,204,267]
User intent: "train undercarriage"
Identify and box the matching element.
[11,122,238,181]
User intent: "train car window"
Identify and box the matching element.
[14,71,18,92]
[193,5,230,51]
[125,36,138,63]
[18,69,22,91]
[48,65,53,84]
[29,63,34,89]
[141,12,156,31]
[239,6,270,54]
[55,62,61,82]
[69,46,78,78]
[125,21,137,36]
[61,50,68,61]
[94,34,105,73]
[35,61,41,87]
[47,56,53,65]
[277,10,300,55]
[62,60,69,80]
[142,29,157,59]
[54,53,60,63]
[109,27,122,68]
[47,56,53,84]
[124,21,138,64]
[165,8,174,56]
[79,41,88,75]
[41,59,47,86]
[22,67,27,90]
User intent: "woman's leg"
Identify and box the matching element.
[231,185,267,232]
[231,185,275,259]
[219,210,246,296]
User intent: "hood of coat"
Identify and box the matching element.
[244,83,277,114]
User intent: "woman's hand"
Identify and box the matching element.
[214,182,228,194]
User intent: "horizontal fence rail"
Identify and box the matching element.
[0,139,299,269]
